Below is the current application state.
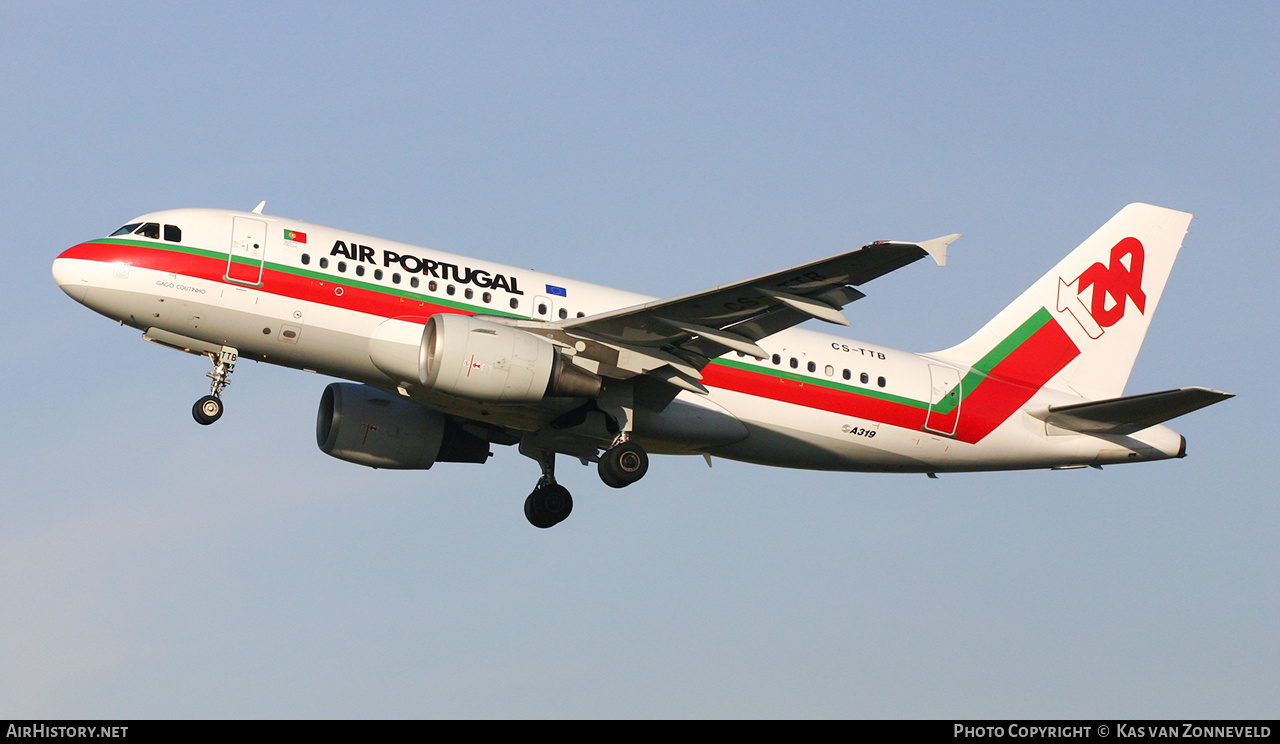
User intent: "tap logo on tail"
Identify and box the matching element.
[1056,237,1146,339]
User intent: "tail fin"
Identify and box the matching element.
[933,203,1193,400]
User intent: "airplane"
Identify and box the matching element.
[52,202,1232,527]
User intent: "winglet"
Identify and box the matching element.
[252,200,267,214]
[915,233,960,267]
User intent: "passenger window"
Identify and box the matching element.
[374,269,384,281]
[842,369,851,380]
[789,358,798,369]
[860,372,869,384]
[447,285,456,295]
[772,354,781,365]
[338,261,347,273]
[110,223,141,236]
[137,223,160,239]
[558,308,568,319]
[393,273,401,284]
[509,298,519,310]
[301,254,310,265]
[319,257,329,269]
[825,365,834,377]
[355,265,365,276]
[410,277,420,288]
[878,376,887,388]
[429,280,438,292]
[163,225,181,242]
[464,288,473,299]
[483,292,491,303]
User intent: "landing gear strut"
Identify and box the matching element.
[192,346,237,426]
[521,443,573,528]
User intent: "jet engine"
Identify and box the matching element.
[316,382,490,469]
[419,313,601,402]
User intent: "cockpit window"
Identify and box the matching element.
[164,224,181,242]
[110,223,141,236]
[137,223,160,239]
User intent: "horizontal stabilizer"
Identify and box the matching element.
[1040,387,1233,435]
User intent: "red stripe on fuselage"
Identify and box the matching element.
[64,241,1081,444]
[62,241,458,322]
[700,364,929,432]
[701,318,1079,444]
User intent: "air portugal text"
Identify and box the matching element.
[328,240,524,295]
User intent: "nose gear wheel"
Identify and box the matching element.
[193,394,224,425]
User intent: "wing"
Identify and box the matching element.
[495,234,958,394]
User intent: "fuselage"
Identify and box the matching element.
[52,207,1186,474]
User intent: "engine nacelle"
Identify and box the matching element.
[420,313,601,402]
[316,383,490,469]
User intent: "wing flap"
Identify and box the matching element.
[1041,387,1233,435]
[558,234,959,354]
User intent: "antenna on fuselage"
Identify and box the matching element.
[251,200,266,214]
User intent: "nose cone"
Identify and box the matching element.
[52,246,90,303]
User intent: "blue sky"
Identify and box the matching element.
[1,1,1275,718]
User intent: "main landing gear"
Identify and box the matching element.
[598,437,648,489]
[523,446,573,529]
[192,346,237,426]
[519,436,650,528]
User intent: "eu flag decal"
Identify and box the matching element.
[546,284,567,297]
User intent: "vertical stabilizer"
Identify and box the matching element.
[933,203,1193,401]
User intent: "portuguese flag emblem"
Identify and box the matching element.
[284,229,307,243]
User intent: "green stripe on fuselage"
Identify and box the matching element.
[711,357,928,410]
[96,237,520,318]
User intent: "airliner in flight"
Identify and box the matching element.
[52,202,1230,527]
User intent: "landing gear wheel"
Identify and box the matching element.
[525,483,573,528]
[599,440,648,489]
[193,395,223,425]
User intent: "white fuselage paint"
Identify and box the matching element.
[53,208,1186,474]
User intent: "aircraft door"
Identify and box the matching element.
[226,216,268,286]
[924,364,962,436]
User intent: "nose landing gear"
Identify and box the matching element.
[192,346,237,426]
